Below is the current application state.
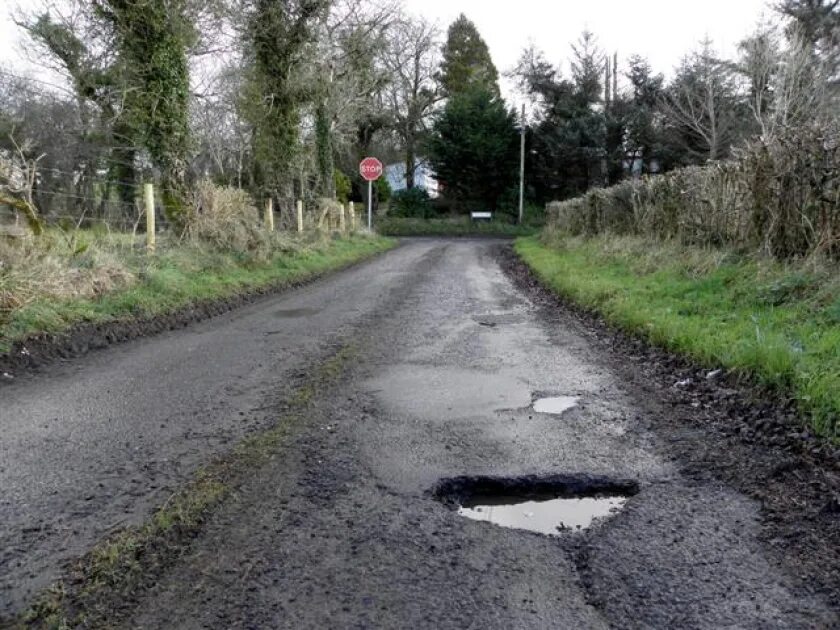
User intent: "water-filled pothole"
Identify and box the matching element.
[432,474,637,536]
[458,496,627,534]
[533,396,579,415]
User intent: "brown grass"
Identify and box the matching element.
[0,231,136,317]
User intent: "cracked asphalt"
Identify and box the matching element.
[2,239,837,628]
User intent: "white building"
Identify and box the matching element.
[384,160,439,198]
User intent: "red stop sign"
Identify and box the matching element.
[359,157,383,182]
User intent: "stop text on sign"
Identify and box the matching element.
[359,157,383,182]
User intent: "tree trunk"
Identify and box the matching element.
[405,138,416,190]
[315,101,335,198]
[111,144,137,222]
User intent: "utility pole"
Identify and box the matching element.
[518,103,525,225]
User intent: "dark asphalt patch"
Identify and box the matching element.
[274,307,322,318]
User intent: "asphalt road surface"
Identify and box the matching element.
[1,239,836,628]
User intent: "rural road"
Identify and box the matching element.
[1,239,837,627]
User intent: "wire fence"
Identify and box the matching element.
[0,70,368,243]
[0,69,150,234]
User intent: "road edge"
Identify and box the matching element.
[0,239,398,382]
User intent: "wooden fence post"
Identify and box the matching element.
[144,183,155,254]
[296,199,304,233]
[348,201,355,231]
[339,202,346,232]
[264,197,274,232]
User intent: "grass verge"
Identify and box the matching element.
[16,345,357,629]
[515,234,840,438]
[376,216,538,238]
[0,234,396,355]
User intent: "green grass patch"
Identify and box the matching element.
[515,234,840,438]
[0,234,396,354]
[377,216,538,238]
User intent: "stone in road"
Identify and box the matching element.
[2,240,836,627]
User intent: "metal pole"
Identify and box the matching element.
[518,103,525,225]
[367,180,372,231]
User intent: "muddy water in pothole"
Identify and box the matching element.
[533,396,580,415]
[458,495,626,535]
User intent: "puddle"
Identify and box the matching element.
[458,495,627,534]
[274,307,321,318]
[533,396,579,415]
[432,474,637,536]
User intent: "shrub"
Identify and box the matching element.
[315,197,344,231]
[389,188,435,219]
[334,170,351,204]
[374,177,392,206]
[546,124,840,260]
[185,181,270,257]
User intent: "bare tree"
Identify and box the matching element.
[661,40,743,162]
[190,63,252,188]
[738,25,834,140]
[382,15,441,190]
[738,24,781,138]
[310,0,398,198]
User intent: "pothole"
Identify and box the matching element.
[274,307,321,318]
[533,396,580,415]
[431,474,637,536]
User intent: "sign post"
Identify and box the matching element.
[359,157,383,231]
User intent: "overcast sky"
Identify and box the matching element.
[1,0,776,98]
[403,0,775,97]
